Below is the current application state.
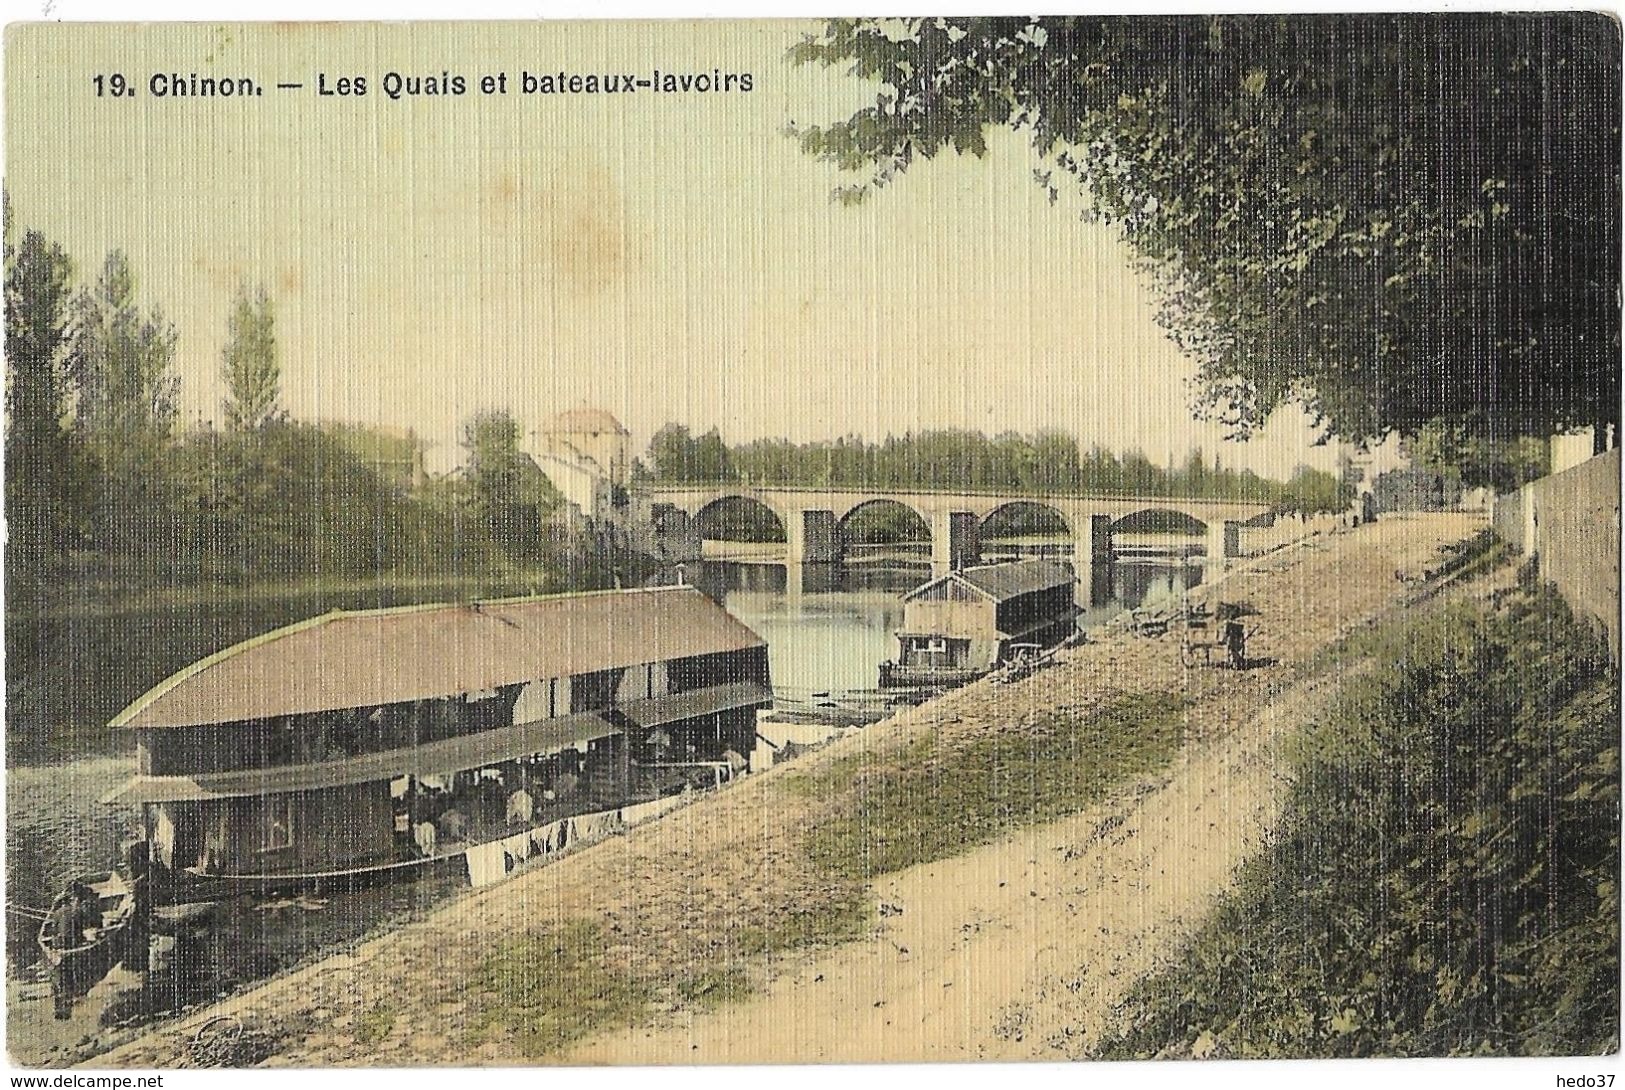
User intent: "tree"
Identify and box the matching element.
[648,423,695,481]
[65,250,181,558]
[1029,429,1082,491]
[647,423,736,482]
[221,283,281,431]
[691,428,734,482]
[1409,412,1549,492]
[461,410,560,560]
[1274,464,1353,515]
[791,15,1620,445]
[3,198,85,563]
[67,250,180,449]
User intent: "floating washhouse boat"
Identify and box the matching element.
[879,559,1079,688]
[101,586,772,899]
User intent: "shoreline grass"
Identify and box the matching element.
[460,690,1191,1057]
[802,691,1189,882]
[1095,586,1619,1059]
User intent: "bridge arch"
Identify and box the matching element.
[979,500,1074,563]
[1110,506,1244,564]
[691,494,788,545]
[980,500,1075,536]
[835,498,933,552]
[1107,507,1210,536]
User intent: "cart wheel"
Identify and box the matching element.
[192,1014,243,1049]
[1180,642,1197,668]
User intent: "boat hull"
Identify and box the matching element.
[877,662,986,689]
[154,850,469,903]
[37,872,138,1017]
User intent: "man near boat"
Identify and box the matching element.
[47,883,98,950]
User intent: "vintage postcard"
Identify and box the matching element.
[2,13,1620,1078]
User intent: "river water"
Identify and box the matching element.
[688,555,1203,698]
[5,554,1201,987]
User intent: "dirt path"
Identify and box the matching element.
[84,514,1483,1069]
[567,667,1344,1064]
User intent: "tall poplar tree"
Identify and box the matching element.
[65,250,180,558]
[221,283,280,431]
[67,250,179,451]
[3,196,84,563]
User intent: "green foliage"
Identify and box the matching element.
[353,1003,397,1048]
[753,883,874,953]
[168,421,464,581]
[792,16,1620,442]
[220,283,281,431]
[1410,413,1549,492]
[648,422,734,482]
[1273,464,1354,516]
[4,202,90,564]
[806,692,1188,880]
[1098,589,1619,1058]
[460,410,563,563]
[67,249,179,447]
[674,967,756,1010]
[465,920,655,1057]
[64,249,182,562]
[650,424,1286,503]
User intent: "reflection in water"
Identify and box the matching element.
[690,556,1203,697]
[687,562,917,698]
[1081,559,1207,629]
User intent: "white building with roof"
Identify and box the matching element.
[524,407,633,521]
[533,408,631,485]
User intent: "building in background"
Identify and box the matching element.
[525,408,632,522]
[534,408,631,486]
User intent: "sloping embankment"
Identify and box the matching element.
[85,515,1484,1069]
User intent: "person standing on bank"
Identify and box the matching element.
[1223,617,1250,670]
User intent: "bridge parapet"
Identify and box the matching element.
[650,484,1269,526]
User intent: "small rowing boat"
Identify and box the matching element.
[38,871,137,1018]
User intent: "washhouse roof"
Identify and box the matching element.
[904,559,1076,604]
[113,586,764,731]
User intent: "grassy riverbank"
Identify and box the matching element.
[444,692,1191,1057]
[82,515,1490,1069]
[1096,580,1619,1058]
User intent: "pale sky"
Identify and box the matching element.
[6,20,1343,478]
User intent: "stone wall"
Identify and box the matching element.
[1493,447,1620,661]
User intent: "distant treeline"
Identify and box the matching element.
[641,423,1352,515]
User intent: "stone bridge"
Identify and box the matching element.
[647,485,1274,587]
